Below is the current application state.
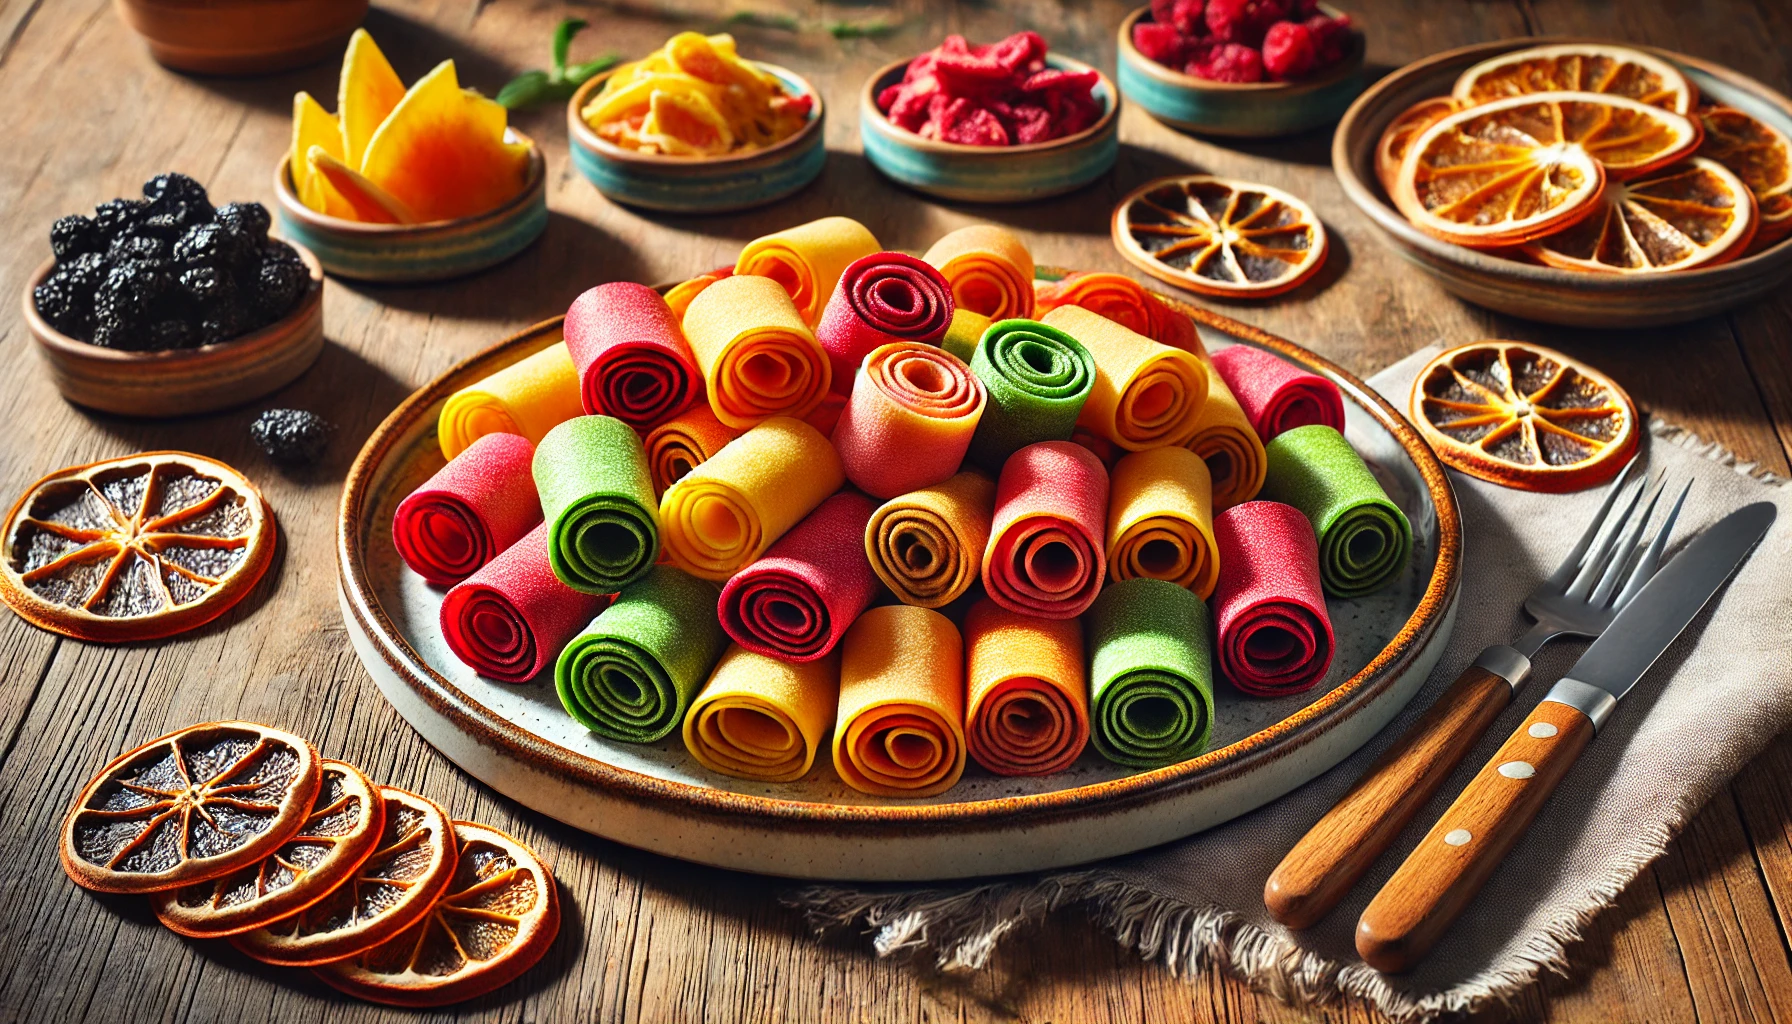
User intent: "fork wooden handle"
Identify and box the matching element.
[1355,699,1594,972]
[1264,658,1517,929]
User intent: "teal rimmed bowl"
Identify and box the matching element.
[859,54,1119,203]
[272,130,547,283]
[567,63,825,214]
[1116,5,1366,137]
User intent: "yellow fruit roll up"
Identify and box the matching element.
[684,644,840,782]
[681,274,832,429]
[735,216,881,324]
[1184,370,1267,511]
[437,343,583,460]
[922,225,1036,321]
[1106,445,1219,598]
[963,599,1088,777]
[643,404,744,497]
[1040,305,1209,451]
[832,604,966,798]
[658,416,844,580]
[863,470,995,609]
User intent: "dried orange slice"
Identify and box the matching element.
[313,821,560,1007]
[1697,106,1792,249]
[1396,92,1703,248]
[1453,43,1696,114]
[232,787,458,967]
[1111,175,1327,298]
[0,452,276,643]
[151,760,385,938]
[1375,97,1462,195]
[1410,341,1638,492]
[60,722,321,894]
[1524,157,1758,272]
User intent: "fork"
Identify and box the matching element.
[1264,461,1688,929]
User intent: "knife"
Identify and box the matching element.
[1354,501,1777,974]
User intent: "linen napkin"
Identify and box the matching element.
[796,344,1792,1022]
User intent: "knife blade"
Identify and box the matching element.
[1355,500,1777,974]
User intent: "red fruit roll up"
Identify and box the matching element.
[833,342,986,499]
[981,440,1109,619]
[815,252,955,394]
[1211,500,1335,697]
[440,523,610,683]
[392,433,542,586]
[718,492,882,662]
[564,282,703,429]
[1208,345,1345,442]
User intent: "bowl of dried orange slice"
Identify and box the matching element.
[1334,39,1792,328]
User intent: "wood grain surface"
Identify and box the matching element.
[1,1,1790,1021]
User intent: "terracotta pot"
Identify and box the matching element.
[114,0,368,75]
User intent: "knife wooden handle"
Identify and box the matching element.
[1355,699,1594,973]
[1264,662,1514,929]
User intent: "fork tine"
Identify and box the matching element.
[1546,460,1642,588]
[1565,472,1649,599]
[1590,475,1665,607]
[1614,479,1691,609]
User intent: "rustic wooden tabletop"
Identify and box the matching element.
[3,0,1790,1021]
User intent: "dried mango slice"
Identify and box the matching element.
[338,29,407,169]
[359,60,532,223]
[291,92,343,203]
[307,147,417,224]
[642,88,737,156]
[583,32,810,156]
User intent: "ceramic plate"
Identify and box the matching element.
[337,275,1461,880]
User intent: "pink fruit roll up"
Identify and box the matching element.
[832,342,986,499]
[564,281,703,430]
[393,433,542,587]
[717,491,882,662]
[440,522,610,683]
[815,251,956,394]
[981,440,1109,619]
[1211,500,1335,697]
[1208,345,1345,442]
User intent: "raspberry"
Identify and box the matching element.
[1204,0,1284,46]
[1305,14,1353,66]
[1262,21,1317,80]
[1170,0,1207,35]
[1190,42,1265,82]
[1133,22,1187,65]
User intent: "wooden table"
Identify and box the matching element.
[3,1,1790,1020]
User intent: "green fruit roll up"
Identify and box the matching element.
[1085,577,1214,768]
[1261,424,1413,598]
[555,564,728,742]
[533,414,660,594]
[965,318,1096,470]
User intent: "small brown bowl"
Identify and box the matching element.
[22,243,325,418]
[114,0,368,76]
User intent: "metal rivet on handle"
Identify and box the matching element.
[1529,722,1558,738]
[1444,829,1472,846]
[1498,761,1536,779]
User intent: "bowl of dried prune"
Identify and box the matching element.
[23,173,324,417]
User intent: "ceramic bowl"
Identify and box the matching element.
[567,64,826,214]
[115,0,368,75]
[272,132,548,283]
[1116,5,1366,137]
[22,243,324,417]
[859,55,1120,203]
[1334,39,1792,328]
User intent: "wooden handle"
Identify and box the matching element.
[1355,699,1595,973]
[1264,663,1514,929]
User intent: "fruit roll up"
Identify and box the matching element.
[940,308,992,364]
[1034,271,1202,353]
[734,216,882,324]
[564,281,702,430]
[816,252,955,393]
[964,318,1095,470]
[1209,345,1345,442]
[1086,577,1215,768]
[1041,305,1208,451]
[963,599,1088,777]
[683,645,840,782]
[393,433,541,586]
[1184,370,1268,511]
[1211,501,1335,697]
[681,274,831,429]
[718,492,881,662]
[864,470,995,609]
[532,415,660,594]
[982,440,1109,619]
[664,265,733,321]
[832,605,966,798]
[1261,424,1412,598]
[554,564,728,742]
[658,416,844,581]
[833,343,986,499]
[643,405,744,497]
[440,523,609,683]
[1106,445,1220,598]
[437,343,584,460]
[921,225,1036,321]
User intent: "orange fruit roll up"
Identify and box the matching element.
[664,265,734,321]
[921,225,1036,321]
[863,470,995,609]
[1040,305,1208,451]
[734,216,882,324]
[1183,370,1268,511]
[437,342,583,459]
[832,604,967,798]
[1106,446,1220,598]
[832,342,987,499]
[684,644,841,782]
[681,274,832,429]
[644,404,744,497]
[963,599,1089,777]
[1035,270,1202,352]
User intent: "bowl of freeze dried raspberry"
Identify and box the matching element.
[1117,1,1365,137]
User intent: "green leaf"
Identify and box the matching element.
[496,69,551,110]
[827,18,898,39]
[725,10,800,31]
[552,18,589,75]
[566,54,620,85]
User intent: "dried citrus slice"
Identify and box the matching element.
[1409,341,1638,492]
[1453,43,1696,114]
[232,787,458,967]
[151,760,385,938]
[1375,97,1462,195]
[0,452,276,643]
[1697,106,1792,249]
[1111,176,1328,297]
[1396,92,1703,247]
[313,821,560,1007]
[60,722,321,894]
[1524,157,1758,272]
